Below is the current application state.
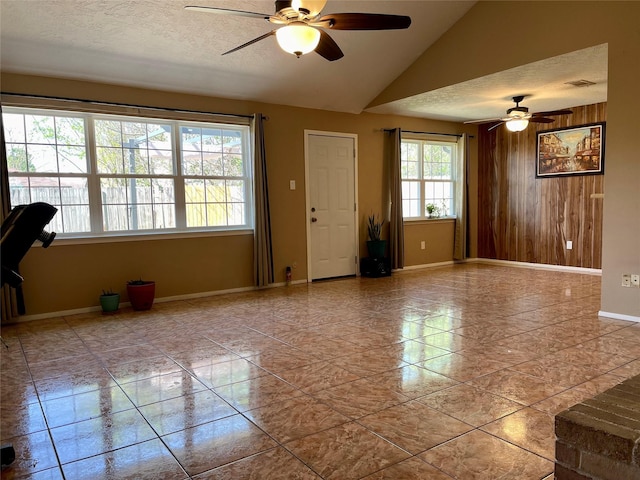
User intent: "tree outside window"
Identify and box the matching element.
[2,107,252,237]
[401,139,456,219]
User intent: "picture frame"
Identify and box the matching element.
[536,122,605,178]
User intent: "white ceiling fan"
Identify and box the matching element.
[185,0,412,61]
[465,95,573,132]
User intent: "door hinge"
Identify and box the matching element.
[355,256,358,264]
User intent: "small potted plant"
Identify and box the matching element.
[100,289,120,313]
[366,213,386,258]
[126,279,155,311]
[426,203,441,218]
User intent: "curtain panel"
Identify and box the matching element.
[1,110,19,323]
[252,114,274,287]
[387,128,405,269]
[453,133,469,260]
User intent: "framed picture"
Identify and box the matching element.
[536,122,605,178]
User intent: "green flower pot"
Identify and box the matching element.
[100,293,120,313]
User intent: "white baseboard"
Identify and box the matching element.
[8,260,609,323]
[12,280,310,323]
[157,285,257,303]
[598,311,640,323]
[15,306,104,322]
[393,260,457,273]
[471,258,602,276]
[394,258,602,276]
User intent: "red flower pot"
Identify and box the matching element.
[126,281,155,311]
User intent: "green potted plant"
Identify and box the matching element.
[100,289,120,313]
[126,279,155,311]
[426,203,441,218]
[366,213,386,258]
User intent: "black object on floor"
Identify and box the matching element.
[1,444,15,467]
[360,257,391,278]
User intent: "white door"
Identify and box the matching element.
[306,133,357,280]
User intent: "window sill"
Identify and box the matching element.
[35,229,254,247]
[403,217,456,225]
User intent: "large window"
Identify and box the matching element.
[2,107,253,237]
[401,138,456,219]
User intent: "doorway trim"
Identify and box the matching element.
[304,129,359,282]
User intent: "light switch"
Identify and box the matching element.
[289,180,296,190]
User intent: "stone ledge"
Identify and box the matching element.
[555,374,640,480]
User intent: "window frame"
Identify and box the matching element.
[3,106,254,240]
[400,136,457,221]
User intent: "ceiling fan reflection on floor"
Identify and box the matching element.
[185,0,411,61]
[465,95,573,132]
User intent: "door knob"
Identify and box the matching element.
[311,217,318,222]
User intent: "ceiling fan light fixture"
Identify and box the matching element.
[291,0,327,15]
[506,118,529,132]
[275,23,320,57]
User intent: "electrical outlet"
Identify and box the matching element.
[292,262,297,269]
[622,274,631,287]
[420,241,426,250]
[566,240,573,250]
[632,274,640,287]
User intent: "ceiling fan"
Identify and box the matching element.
[184,0,411,61]
[465,95,573,132]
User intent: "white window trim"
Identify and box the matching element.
[3,106,254,239]
[401,135,458,221]
[39,228,254,247]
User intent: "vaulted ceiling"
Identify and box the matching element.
[0,1,607,122]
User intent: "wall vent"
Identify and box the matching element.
[565,79,596,88]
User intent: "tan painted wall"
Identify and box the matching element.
[374,1,640,317]
[20,235,255,313]
[404,220,455,266]
[7,2,638,319]
[1,73,478,318]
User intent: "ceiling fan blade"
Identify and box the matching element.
[529,117,555,123]
[315,13,411,30]
[184,5,270,20]
[222,31,276,56]
[464,117,501,124]
[533,109,573,117]
[315,30,344,61]
[487,122,504,131]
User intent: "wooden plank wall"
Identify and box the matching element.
[478,102,606,268]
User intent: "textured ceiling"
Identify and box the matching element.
[0,0,475,114]
[365,44,609,122]
[0,1,607,120]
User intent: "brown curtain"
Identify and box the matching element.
[1,109,19,323]
[253,114,274,286]
[453,133,468,260]
[387,128,405,269]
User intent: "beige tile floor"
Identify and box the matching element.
[1,264,639,479]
